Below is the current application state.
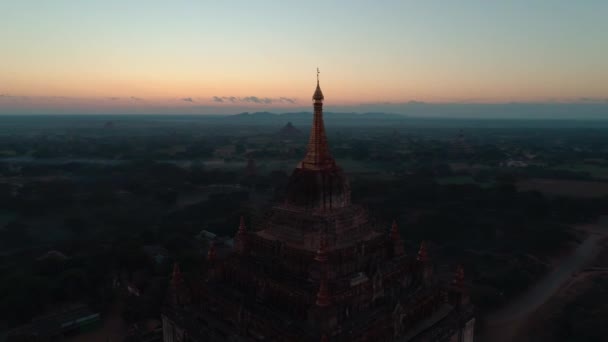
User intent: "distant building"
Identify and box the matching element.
[197,229,235,259]
[127,282,142,297]
[36,250,69,262]
[450,130,474,157]
[142,245,170,265]
[278,121,302,136]
[505,160,528,168]
[213,145,236,158]
[196,229,217,241]
[7,304,101,341]
[162,73,474,341]
[125,319,163,342]
[245,158,257,177]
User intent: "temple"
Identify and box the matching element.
[161,70,475,341]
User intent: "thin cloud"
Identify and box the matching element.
[211,96,297,104]
[130,96,143,101]
[577,97,607,103]
[0,94,21,98]
[242,96,270,104]
[0,94,29,100]
[279,97,296,104]
[181,97,195,102]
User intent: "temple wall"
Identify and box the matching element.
[463,318,475,342]
[162,315,175,342]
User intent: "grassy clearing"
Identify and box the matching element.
[436,175,476,185]
[518,178,608,198]
[553,164,608,179]
[0,210,16,226]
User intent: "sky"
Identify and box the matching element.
[0,0,607,115]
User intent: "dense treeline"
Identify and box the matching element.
[351,172,608,309]
[2,121,608,335]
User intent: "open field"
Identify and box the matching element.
[436,176,476,185]
[517,178,608,198]
[0,210,16,226]
[553,163,608,180]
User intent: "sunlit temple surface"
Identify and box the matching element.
[162,72,475,341]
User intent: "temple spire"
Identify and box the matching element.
[417,241,433,283]
[207,241,217,262]
[238,215,246,235]
[235,215,248,254]
[171,262,183,288]
[390,219,400,241]
[391,220,405,256]
[169,262,190,306]
[452,264,465,289]
[301,68,335,170]
[315,233,329,263]
[449,264,468,307]
[417,241,428,262]
[315,272,331,307]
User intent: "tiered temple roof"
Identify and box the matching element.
[161,71,475,342]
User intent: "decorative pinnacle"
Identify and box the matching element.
[171,262,183,287]
[235,216,247,254]
[315,273,331,307]
[238,215,246,234]
[315,233,329,263]
[391,219,405,256]
[169,262,185,305]
[312,69,325,101]
[391,219,400,241]
[417,241,428,262]
[452,264,465,288]
[207,241,217,262]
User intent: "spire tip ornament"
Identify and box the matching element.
[312,68,325,102]
[303,69,332,169]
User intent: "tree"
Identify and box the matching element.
[64,217,87,236]
[0,221,32,247]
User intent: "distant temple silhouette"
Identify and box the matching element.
[450,129,473,157]
[279,122,302,136]
[245,158,257,177]
[162,70,475,341]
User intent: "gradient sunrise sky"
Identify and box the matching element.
[1,0,607,114]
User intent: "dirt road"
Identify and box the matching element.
[480,226,607,342]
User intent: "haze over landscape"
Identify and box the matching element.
[1,1,607,116]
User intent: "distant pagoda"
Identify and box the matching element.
[450,129,473,157]
[245,158,257,177]
[162,70,475,342]
[279,121,302,136]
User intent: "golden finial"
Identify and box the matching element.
[312,67,325,101]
